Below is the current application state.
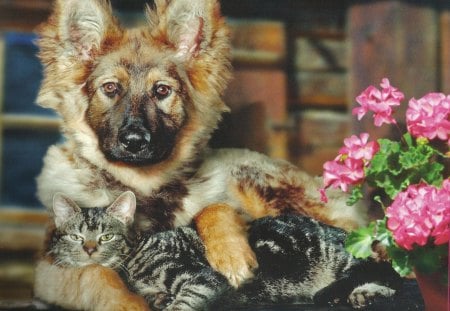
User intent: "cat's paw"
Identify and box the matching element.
[348,283,396,309]
[205,236,258,288]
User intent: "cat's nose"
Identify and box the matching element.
[83,241,98,256]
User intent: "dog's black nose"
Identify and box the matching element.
[119,129,151,153]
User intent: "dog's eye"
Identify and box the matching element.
[102,82,120,97]
[154,84,172,100]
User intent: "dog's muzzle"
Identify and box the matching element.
[103,116,176,166]
[118,126,151,153]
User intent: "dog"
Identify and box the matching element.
[34,0,367,309]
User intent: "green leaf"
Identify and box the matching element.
[399,143,434,170]
[387,246,413,276]
[368,172,404,198]
[365,139,408,198]
[410,244,448,275]
[403,132,414,147]
[373,195,383,205]
[365,136,445,199]
[345,223,376,258]
[373,218,392,246]
[386,241,448,277]
[420,162,444,186]
[346,186,363,206]
[367,139,401,175]
[370,220,408,273]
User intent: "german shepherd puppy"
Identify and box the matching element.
[34,0,366,309]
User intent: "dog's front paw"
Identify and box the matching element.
[348,283,396,309]
[205,235,258,288]
[195,203,259,288]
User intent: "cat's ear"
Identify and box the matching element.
[147,0,224,61]
[42,0,121,62]
[52,193,81,228]
[107,191,136,225]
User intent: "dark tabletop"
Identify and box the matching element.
[0,280,424,311]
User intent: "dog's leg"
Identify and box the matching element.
[34,259,149,311]
[194,204,258,288]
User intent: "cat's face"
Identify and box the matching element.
[48,192,136,269]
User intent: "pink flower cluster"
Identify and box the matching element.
[322,78,450,202]
[386,180,450,250]
[352,78,404,127]
[321,133,379,200]
[353,78,450,143]
[406,93,450,144]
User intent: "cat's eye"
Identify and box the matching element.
[68,234,84,242]
[99,234,115,242]
[102,82,121,98]
[153,84,172,100]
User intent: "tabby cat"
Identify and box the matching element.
[45,191,401,310]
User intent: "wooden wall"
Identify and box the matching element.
[219,1,350,175]
[348,1,439,140]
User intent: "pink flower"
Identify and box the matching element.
[320,133,378,202]
[319,188,328,203]
[386,181,450,250]
[406,93,450,142]
[429,179,450,245]
[352,78,404,127]
[339,133,380,162]
[323,157,365,193]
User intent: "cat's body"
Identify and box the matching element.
[125,227,231,310]
[47,192,229,310]
[46,192,401,310]
[233,216,401,308]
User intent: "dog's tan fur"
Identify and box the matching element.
[34,0,366,308]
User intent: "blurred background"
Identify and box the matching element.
[0,0,449,303]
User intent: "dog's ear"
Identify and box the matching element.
[38,0,121,63]
[59,0,117,60]
[147,0,231,94]
[147,0,227,61]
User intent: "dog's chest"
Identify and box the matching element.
[132,156,243,231]
[133,173,235,232]
[131,180,190,232]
